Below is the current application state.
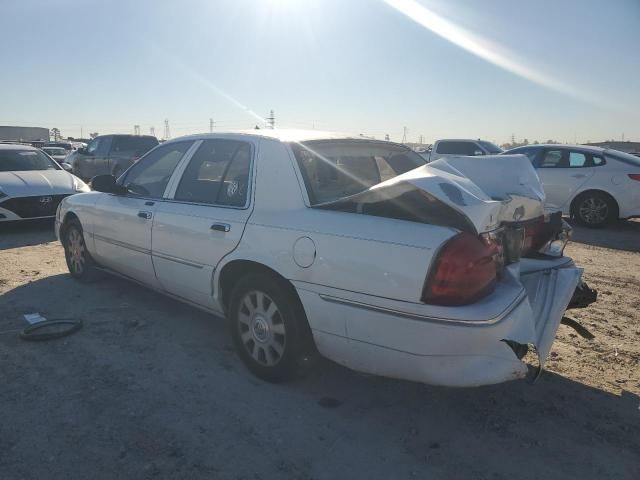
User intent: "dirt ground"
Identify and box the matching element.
[0,219,638,480]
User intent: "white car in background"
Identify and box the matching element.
[55,130,590,387]
[504,144,640,227]
[41,146,71,168]
[0,144,90,222]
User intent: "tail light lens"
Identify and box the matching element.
[422,232,501,306]
[628,174,640,182]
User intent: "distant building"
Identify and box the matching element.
[585,141,640,155]
[0,125,50,143]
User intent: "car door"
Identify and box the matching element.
[151,138,255,308]
[534,148,595,210]
[80,136,112,179]
[91,140,196,287]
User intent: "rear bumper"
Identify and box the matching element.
[297,258,583,387]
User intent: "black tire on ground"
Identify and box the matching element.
[573,191,618,228]
[62,219,100,281]
[228,273,313,382]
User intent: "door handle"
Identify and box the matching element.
[210,222,231,232]
[137,211,152,219]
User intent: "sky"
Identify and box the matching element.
[1,0,639,144]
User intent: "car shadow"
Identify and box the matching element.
[1,273,639,479]
[0,219,57,250]
[569,218,640,252]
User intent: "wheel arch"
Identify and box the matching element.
[570,188,620,219]
[218,259,295,314]
[59,211,80,239]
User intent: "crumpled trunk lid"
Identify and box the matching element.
[316,154,545,234]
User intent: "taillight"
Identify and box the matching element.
[629,174,640,182]
[422,232,500,306]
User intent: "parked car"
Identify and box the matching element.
[41,146,70,165]
[426,138,503,162]
[55,130,590,387]
[67,134,158,181]
[44,141,73,152]
[0,144,89,222]
[503,144,640,227]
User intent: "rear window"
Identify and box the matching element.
[112,136,159,155]
[435,141,478,155]
[291,140,425,205]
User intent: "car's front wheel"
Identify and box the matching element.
[228,273,311,382]
[63,220,99,281]
[573,192,617,228]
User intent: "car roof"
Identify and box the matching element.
[163,129,400,145]
[435,139,492,142]
[509,144,607,153]
[0,143,39,151]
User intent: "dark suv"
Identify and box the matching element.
[69,134,158,180]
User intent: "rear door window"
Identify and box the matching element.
[174,140,252,207]
[568,151,588,167]
[111,136,159,156]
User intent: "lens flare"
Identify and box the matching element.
[384,0,609,108]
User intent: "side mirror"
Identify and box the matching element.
[78,147,89,155]
[61,162,72,172]
[90,174,127,194]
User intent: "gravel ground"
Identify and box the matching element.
[0,219,638,480]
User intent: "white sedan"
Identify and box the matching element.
[0,144,90,222]
[504,144,640,227]
[55,130,589,387]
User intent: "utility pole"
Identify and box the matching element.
[81,127,83,139]
[385,134,390,141]
[134,125,141,136]
[267,110,275,129]
[511,133,515,145]
[402,126,408,143]
[150,126,155,137]
[209,117,214,133]
[419,134,424,145]
[164,119,170,140]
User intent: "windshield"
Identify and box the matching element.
[0,149,61,172]
[479,141,503,154]
[43,148,66,156]
[291,140,426,205]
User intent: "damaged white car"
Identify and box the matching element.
[55,130,595,387]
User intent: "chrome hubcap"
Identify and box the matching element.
[238,291,286,367]
[67,229,85,274]
[579,197,608,225]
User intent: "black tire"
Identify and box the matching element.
[228,273,312,382]
[573,191,617,228]
[62,219,100,281]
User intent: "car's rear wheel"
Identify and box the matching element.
[63,220,99,281]
[573,192,617,228]
[228,273,310,382]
